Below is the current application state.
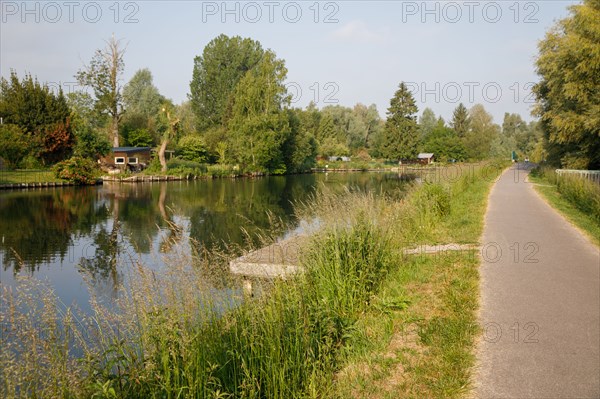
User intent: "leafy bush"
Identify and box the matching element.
[164,158,208,176]
[52,156,98,184]
[0,124,29,169]
[176,135,209,163]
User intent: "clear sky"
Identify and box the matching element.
[1,1,576,123]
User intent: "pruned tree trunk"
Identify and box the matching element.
[111,117,119,147]
[158,137,169,172]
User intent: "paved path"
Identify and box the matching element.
[475,164,600,398]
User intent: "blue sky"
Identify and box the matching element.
[1,1,576,123]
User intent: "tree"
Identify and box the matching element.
[381,83,419,160]
[157,102,180,172]
[177,135,209,163]
[227,50,291,173]
[418,107,437,139]
[76,35,126,147]
[0,71,73,164]
[421,123,466,162]
[190,35,264,132]
[451,103,470,138]
[282,108,318,172]
[463,104,499,160]
[533,0,600,168]
[121,68,164,146]
[123,69,163,117]
[0,124,29,168]
[353,103,382,149]
[67,92,111,159]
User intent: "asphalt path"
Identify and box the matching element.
[475,164,600,398]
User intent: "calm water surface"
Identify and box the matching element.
[0,172,408,310]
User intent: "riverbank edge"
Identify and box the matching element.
[0,165,434,190]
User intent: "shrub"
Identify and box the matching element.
[177,135,209,163]
[52,156,98,184]
[0,124,29,169]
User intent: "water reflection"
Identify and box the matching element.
[0,173,409,308]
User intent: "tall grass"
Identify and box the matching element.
[0,162,505,398]
[532,166,600,223]
[1,190,397,398]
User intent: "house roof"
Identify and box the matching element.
[111,147,151,153]
[417,153,434,159]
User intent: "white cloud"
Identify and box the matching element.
[331,20,387,44]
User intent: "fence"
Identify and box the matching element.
[556,169,600,184]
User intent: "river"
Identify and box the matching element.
[0,172,409,311]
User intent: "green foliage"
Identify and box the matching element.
[282,109,318,173]
[451,103,470,138]
[411,182,451,224]
[52,156,98,184]
[228,50,291,173]
[0,124,29,169]
[190,34,264,132]
[0,71,74,164]
[381,82,419,160]
[463,104,499,160]
[176,135,209,163]
[419,107,437,139]
[126,128,154,147]
[421,124,466,162]
[164,158,208,176]
[533,0,600,168]
[123,69,164,117]
[533,167,600,223]
[75,36,125,146]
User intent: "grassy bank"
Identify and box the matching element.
[529,167,600,246]
[0,162,505,398]
[0,169,66,184]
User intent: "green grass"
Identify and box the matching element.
[529,168,600,247]
[0,162,506,398]
[331,161,505,398]
[0,169,65,184]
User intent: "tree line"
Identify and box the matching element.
[1,0,598,173]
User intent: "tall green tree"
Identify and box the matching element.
[533,0,600,168]
[463,104,499,160]
[418,107,437,140]
[123,68,163,117]
[451,103,470,138]
[381,82,419,160]
[227,50,291,173]
[121,68,165,146]
[76,35,126,147]
[67,92,111,160]
[190,35,264,132]
[0,71,74,164]
[353,103,382,149]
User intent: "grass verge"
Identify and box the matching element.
[529,167,600,247]
[0,169,65,184]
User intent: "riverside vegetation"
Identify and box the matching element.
[0,162,506,398]
[529,167,600,246]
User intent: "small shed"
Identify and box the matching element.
[417,153,434,165]
[103,147,152,171]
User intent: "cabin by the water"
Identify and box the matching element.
[101,147,152,172]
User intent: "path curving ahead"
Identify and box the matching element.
[475,164,600,398]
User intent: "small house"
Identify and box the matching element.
[102,147,152,171]
[417,153,434,165]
